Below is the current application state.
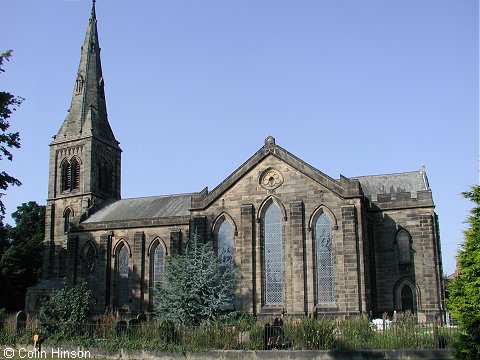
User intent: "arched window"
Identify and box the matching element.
[151,242,165,307]
[58,248,67,278]
[82,243,96,292]
[401,285,415,312]
[64,208,72,233]
[98,159,113,194]
[314,213,334,304]
[397,229,411,264]
[217,219,234,266]
[61,159,71,192]
[263,202,283,305]
[71,158,80,190]
[75,75,84,94]
[116,244,129,308]
[60,157,81,192]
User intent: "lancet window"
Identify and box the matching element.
[314,213,334,304]
[263,202,283,305]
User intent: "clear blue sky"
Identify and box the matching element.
[1,0,478,276]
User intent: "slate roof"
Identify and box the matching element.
[352,168,430,201]
[83,193,195,223]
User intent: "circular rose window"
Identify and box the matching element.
[260,168,284,190]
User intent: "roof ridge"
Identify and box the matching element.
[351,169,423,179]
[117,192,200,202]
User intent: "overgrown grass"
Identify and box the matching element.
[285,317,336,350]
[0,313,460,352]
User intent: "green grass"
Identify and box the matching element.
[0,315,460,352]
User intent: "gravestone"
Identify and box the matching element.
[115,320,127,336]
[16,311,27,333]
[128,318,140,334]
[263,318,288,350]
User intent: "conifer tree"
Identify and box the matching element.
[446,186,480,359]
[155,237,236,327]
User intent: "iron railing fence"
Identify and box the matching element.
[0,319,460,351]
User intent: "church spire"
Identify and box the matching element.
[53,0,118,148]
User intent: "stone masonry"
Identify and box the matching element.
[25,2,445,322]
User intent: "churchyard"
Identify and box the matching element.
[0,311,459,355]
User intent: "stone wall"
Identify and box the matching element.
[367,192,444,321]
[70,220,189,314]
[191,155,365,317]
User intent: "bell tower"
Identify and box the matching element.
[42,1,121,279]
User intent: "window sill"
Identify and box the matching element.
[260,305,285,315]
[314,303,338,312]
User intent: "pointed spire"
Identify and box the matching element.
[91,0,96,21]
[53,1,118,148]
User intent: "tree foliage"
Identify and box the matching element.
[0,50,23,216]
[39,281,92,334]
[156,240,237,327]
[446,186,480,359]
[0,201,45,310]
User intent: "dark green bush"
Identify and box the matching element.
[38,281,92,337]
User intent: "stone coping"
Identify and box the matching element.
[2,345,454,359]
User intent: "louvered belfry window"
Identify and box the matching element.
[315,213,334,304]
[71,158,80,190]
[60,157,80,192]
[263,202,283,305]
[61,160,71,192]
[218,219,234,266]
[98,160,112,194]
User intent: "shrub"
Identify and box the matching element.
[38,281,92,337]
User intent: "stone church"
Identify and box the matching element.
[26,2,445,322]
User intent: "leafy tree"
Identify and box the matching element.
[0,307,7,322]
[446,186,480,359]
[156,239,237,327]
[0,201,45,310]
[39,281,92,334]
[0,50,23,216]
[0,218,12,257]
